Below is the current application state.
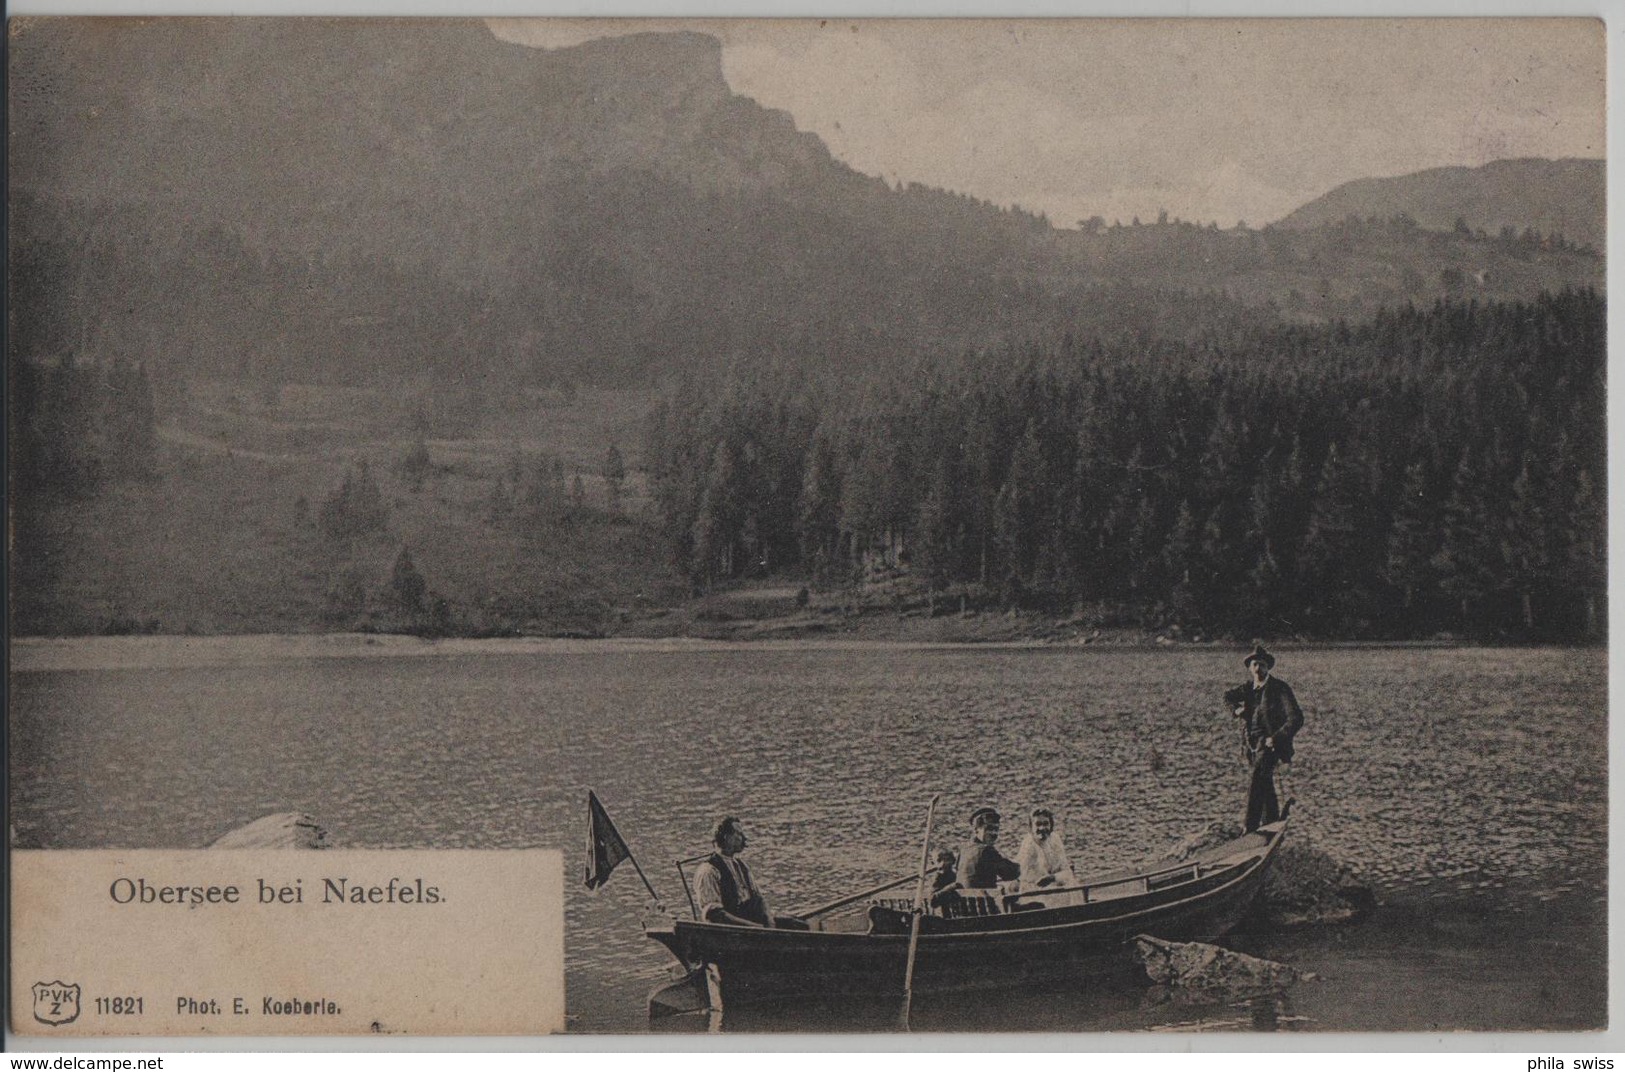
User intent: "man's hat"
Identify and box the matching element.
[1243,643,1276,670]
[970,806,1001,827]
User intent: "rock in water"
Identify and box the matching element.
[209,812,330,849]
[1161,823,1374,926]
[1134,934,1313,994]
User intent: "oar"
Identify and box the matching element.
[793,869,945,920]
[900,793,941,1030]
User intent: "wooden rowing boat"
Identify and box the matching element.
[644,815,1287,1011]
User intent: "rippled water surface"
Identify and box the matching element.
[9,642,1607,1033]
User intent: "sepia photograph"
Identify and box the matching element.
[6,15,1608,1039]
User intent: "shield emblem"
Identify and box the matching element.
[32,981,81,1026]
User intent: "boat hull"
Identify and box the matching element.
[645,819,1285,1007]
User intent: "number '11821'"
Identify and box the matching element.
[96,996,143,1014]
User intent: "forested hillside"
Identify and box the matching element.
[648,290,1605,641]
[8,21,1606,641]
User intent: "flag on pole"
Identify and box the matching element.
[584,789,632,891]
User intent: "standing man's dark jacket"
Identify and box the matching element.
[1234,675,1304,762]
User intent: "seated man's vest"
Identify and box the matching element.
[706,853,771,926]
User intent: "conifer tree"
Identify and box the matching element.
[1299,443,1366,629]
[602,443,626,512]
[1499,455,1549,634]
[1163,500,1199,624]
[388,544,427,613]
[1238,475,1283,632]
[399,435,431,493]
[690,441,740,584]
[1561,468,1605,638]
[1431,449,1496,631]
[1382,461,1437,628]
[796,434,843,580]
[319,459,388,540]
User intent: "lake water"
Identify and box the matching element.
[9,640,1607,1034]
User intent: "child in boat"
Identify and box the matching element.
[929,847,959,910]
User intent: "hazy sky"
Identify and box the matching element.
[490,18,1603,228]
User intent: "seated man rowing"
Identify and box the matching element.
[957,806,1021,891]
[694,816,807,929]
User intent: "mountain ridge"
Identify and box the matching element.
[1274,157,1603,249]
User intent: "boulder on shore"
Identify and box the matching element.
[1264,839,1375,925]
[209,812,330,849]
[1162,820,1373,926]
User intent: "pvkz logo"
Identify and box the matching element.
[32,981,81,1025]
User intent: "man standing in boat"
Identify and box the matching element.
[1225,643,1304,832]
[695,816,806,929]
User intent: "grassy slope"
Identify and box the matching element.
[11,380,688,636]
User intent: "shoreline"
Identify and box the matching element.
[8,630,1584,673]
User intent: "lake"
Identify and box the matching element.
[8,638,1607,1034]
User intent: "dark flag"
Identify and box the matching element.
[584,789,632,891]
